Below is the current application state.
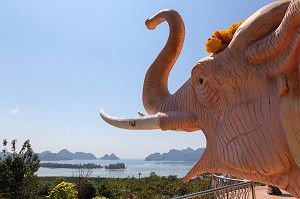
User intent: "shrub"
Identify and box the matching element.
[97,173,212,198]
[47,182,78,199]
[77,179,97,199]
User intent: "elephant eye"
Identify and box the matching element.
[199,78,204,85]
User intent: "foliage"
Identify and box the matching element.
[40,172,211,198]
[53,177,65,188]
[39,172,212,198]
[98,173,212,199]
[77,179,98,199]
[46,181,78,199]
[40,176,104,186]
[0,139,41,199]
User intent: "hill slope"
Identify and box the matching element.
[38,149,97,161]
[145,147,205,161]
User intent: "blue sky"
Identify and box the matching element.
[0,0,274,158]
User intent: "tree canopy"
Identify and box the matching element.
[0,139,41,199]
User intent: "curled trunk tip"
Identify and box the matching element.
[143,9,185,114]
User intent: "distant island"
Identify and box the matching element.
[105,163,126,170]
[40,162,103,169]
[145,147,205,162]
[37,149,120,161]
[38,149,97,161]
[99,153,119,160]
[40,162,127,170]
[3,147,204,162]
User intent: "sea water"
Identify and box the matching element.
[37,159,197,178]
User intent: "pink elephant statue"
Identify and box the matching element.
[101,0,300,197]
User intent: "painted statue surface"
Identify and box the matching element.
[101,0,300,197]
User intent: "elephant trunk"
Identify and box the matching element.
[143,9,185,114]
[142,9,200,131]
[100,9,200,132]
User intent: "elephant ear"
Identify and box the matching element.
[244,0,300,168]
[229,0,290,52]
[244,0,300,69]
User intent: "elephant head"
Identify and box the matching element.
[101,0,300,197]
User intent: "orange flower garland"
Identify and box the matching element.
[205,20,244,54]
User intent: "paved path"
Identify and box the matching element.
[255,186,296,199]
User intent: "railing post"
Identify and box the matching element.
[251,182,256,199]
[227,188,229,199]
[172,175,256,199]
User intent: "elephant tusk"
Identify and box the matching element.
[100,110,164,130]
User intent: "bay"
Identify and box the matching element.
[37,159,197,178]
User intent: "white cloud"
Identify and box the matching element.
[10,106,20,114]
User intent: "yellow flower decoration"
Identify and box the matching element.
[205,20,244,54]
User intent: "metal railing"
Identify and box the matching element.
[173,174,256,199]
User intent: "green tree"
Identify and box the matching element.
[96,173,212,198]
[77,179,97,199]
[0,139,41,199]
[53,177,65,188]
[47,181,78,199]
